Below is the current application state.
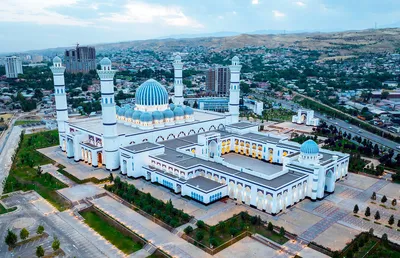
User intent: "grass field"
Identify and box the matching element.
[4,130,69,211]
[14,120,41,126]
[80,210,143,254]
[0,203,17,214]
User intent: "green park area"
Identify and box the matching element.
[14,120,41,126]
[105,176,191,228]
[80,210,143,254]
[0,203,17,215]
[4,130,69,211]
[184,212,288,249]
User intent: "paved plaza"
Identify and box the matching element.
[214,237,284,258]
[0,191,118,258]
[38,146,110,180]
[58,184,105,202]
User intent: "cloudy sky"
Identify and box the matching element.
[1,0,399,53]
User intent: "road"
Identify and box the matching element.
[253,93,399,153]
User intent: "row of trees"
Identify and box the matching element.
[353,204,400,227]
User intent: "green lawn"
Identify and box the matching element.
[187,212,288,249]
[4,130,69,211]
[14,120,41,126]
[80,210,143,254]
[0,203,17,214]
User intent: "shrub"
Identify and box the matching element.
[52,236,60,251]
[5,229,17,248]
[229,227,238,237]
[209,237,218,247]
[381,195,387,203]
[36,245,44,257]
[209,226,216,237]
[184,226,193,235]
[279,227,285,236]
[374,211,380,220]
[36,225,44,235]
[365,207,371,217]
[388,215,395,226]
[381,233,388,245]
[392,199,397,206]
[353,204,359,214]
[196,220,205,229]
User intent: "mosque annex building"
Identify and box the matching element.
[50,55,349,215]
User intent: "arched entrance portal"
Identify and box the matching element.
[325,170,335,193]
[208,140,218,158]
[97,152,103,167]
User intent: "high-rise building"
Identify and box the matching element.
[205,66,230,96]
[64,44,96,73]
[5,56,23,78]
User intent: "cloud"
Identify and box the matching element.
[0,0,92,26]
[103,1,203,28]
[272,10,286,18]
[252,0,259,5]
[295,1,306,7]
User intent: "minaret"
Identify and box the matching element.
[173,55,184,106]
[97,58,119,171]
[50,56,68,150]
[229,56,242,123]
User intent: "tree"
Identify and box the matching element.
[389,215,395,226]
[36,245,45,257]
[381,91,389,99]
[381,233,388,245]
[209,237,218,247]
[5,229,18,248]
[184,226,193,235]
[20,228,29,240]
[371,192,376,200]
[196,220,205,229]
[279,227,285,236]
[52,236,60,251]
[36,225,44,235]
[209,226,216,237]
[374,211,380,220]
[267,222,274,231]
[108,172,114,183]
[353,204,359,214]
[195,231,204,241]
[392,199,397,206]
[381,195,387,203]
[398,219,400,228]
[369,228,374,236]
[365,207,371,217]
[193,101,198,109]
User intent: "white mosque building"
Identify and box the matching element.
[51,55,349,215]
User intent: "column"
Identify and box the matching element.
[173,55,184,106]
[229,56,242,123]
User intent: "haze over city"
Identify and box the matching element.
[1,0,400,52]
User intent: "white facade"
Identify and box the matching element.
[5,56,23,78]
[292,109,320,126]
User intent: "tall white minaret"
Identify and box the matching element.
[173,55,184,105]
[229,56,242,123]
[97,58,119,171]
[50,56,68,150]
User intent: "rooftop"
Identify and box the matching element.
[123,142,161,153]
[227,122,258,129]
[186,176,225,192]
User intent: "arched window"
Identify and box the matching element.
[105,98,108,104]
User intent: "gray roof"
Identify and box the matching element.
[123,142,161,153]
[227,122,258,129]
[242,132,282,144]
[186,176,225,191]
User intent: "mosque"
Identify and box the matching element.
[50,55,349,215]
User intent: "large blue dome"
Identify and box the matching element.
[300,140,319,155]
[136,79,168,106]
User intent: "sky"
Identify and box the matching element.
[1,0,400,53]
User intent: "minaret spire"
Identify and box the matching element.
[50,56,68,150]
[229,56,242,123]
[97,57,119,171]
[173,55,184,106]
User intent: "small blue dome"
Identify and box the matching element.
[174,106,184,117]
[100,57,111,66]
[152,111,164,120]
[53,56,61,63]
[125,108,134,118]
[118,107,126,116]
[169,103,175,111]
[300,140,319,155]
[140,112,153,122]
[135,79,168,106]
[163,109,174,119]
[184,106,194,115]
[132,110,142,120]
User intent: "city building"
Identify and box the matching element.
[5,56,23,78]
[64,44,96,73]
[51,56,349,215]
[188,97,264,115]
[206,66,230,96]
[292,109,320,126]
